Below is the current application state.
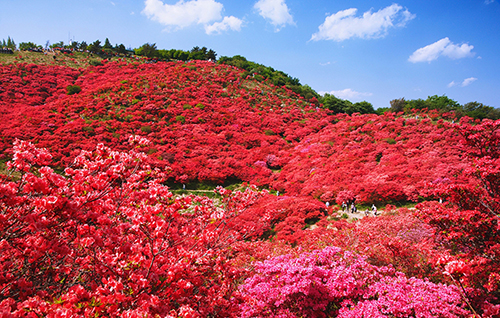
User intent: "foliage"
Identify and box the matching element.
[218,55,320,101]
[135,43,158,58]
[415,118,500,314]
[320,93,376,115]
[103,38,113,49]
[3,52,498,316]
[238,246,469,318]
[1,36,16,50]
[134,46,217,62]
[0,139,270,316]
[66,84,82,95]
[188,46,216,61]
[87,40,102,54]
[0,60,475,235]
[389,95,500,120]
[18,42,41,51]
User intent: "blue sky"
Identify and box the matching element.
[1,0,499,108]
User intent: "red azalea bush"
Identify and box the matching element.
[414,119,500,314]
[2,58,500,317]
[0,61,468,208]
[0,139,269,317]
[297,210,440,280]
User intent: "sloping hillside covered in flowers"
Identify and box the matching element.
[0,59,465,200]
[1,55,499,317]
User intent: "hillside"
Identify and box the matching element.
[1,52,499,317]
[0,55,466,200]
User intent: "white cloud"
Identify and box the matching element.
[485,0,495,4]
[320,88,373,101]
[461,77,477,87]
[205,16,243,34]
[310,4,415,41]
[254,0,294,30]
[143,0,237,32]
[409,37,475,63]
[448,77,478,88]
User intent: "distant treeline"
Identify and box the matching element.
[134,43,217,61]
[2,35,498,119]
[1,36,16,50]
[378,95,500,120]
[322,94,499,120]
[217,55,320,102]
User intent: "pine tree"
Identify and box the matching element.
[6,36,16,50]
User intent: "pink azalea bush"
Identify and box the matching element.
[238,246,469,318]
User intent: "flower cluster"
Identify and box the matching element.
[0,140,267,316]
[238,246,469,317]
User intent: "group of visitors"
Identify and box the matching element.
[341,199,381,217]
[27,47,44,53]
[341,198,357,213]
[0,47,14,54]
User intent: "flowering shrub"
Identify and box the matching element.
[2,57,499,317]
[238,246,469,317]
[0,61,467,208]
[415,119,500,314]
[0,140,268,317]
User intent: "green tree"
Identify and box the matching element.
[6,36,16,50]
[173,50,189,61]
[135,43,158,58]
[207,49,217,60]
[294,84,320,101]
[70,41,79,49]
[218,55,250,70]
[352,101,376,114]
[405,98,428,112]
[376,107,391,115]
[103,38,113,49]
[189,46,213,60]
[88,40,102,53]
[218,55,320,101]
[19,42,40,50]
[390,98,406,112]
[79,41,88,51]
[321,93,352,113]
[50,41,65,49]
[426,95,461,112]
[115,43,127,54]
[463,102,500,120]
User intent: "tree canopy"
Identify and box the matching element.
[320,93,376,115]
[389,95,500,120]
[218,55,320,101]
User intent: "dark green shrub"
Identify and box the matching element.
[140,125,152,133]
[82,126,94,133]
[176,115,185,124]
[66,85,81,95]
